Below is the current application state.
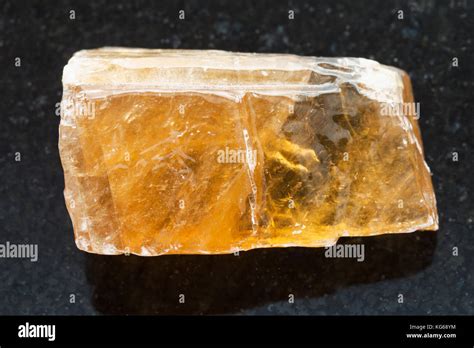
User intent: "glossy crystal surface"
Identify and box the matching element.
[59,48,438,255]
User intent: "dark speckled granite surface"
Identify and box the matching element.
[0,0,472,315]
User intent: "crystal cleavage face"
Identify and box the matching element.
[59,48,438,256]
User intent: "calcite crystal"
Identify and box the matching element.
[59,48,438,256]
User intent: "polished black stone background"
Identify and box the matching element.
[0,0,472,315]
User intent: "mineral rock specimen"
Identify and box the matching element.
[59,48,438,256]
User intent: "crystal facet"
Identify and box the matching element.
[59,48,438,255]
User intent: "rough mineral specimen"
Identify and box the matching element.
[59,48,438,256]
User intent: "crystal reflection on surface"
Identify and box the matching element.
[86,232,435,314]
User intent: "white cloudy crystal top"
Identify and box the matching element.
[62,47,405,103]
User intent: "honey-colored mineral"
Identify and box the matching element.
[59,48,438,255]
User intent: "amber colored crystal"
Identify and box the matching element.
[59,48,438,255]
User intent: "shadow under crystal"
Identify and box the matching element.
[86,231,436,315]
